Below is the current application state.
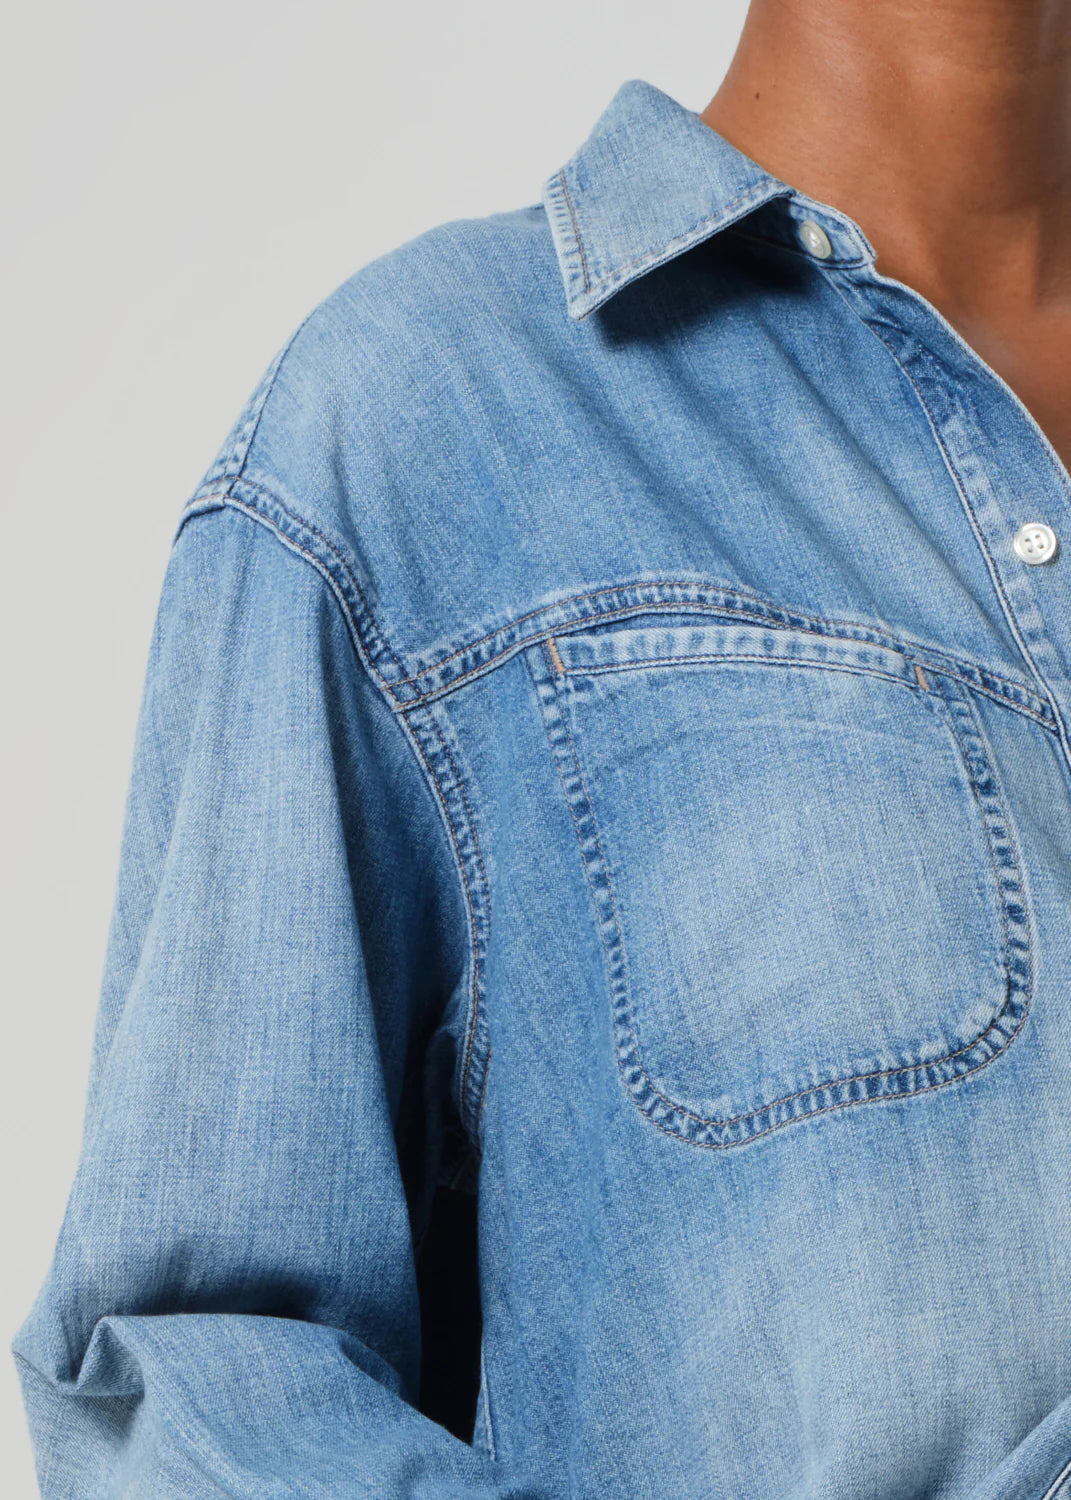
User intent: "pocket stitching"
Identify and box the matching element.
[535,639,1033,1148]
[558,652,914,692]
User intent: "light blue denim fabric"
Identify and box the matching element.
[13,76,1071,1500]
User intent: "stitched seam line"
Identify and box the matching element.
[636,1038,1029,1151]
[558,655,914,690]
[174,500,486,1158]
[1042,1456,1071,1500]
[385,581,1054,727]
[860,313,1071,504]
[389,577,1025,687]
[404,708,490,1142]
[534,646,1031,1148]
[476,1338,497,1462]
[903,352,1071,778]
[414,627,1054,733]
[571,181,807,306]
[422,711,491,1128]
[604,678,1027,1131]
[821,267,1071,773]
[532,646,646,1127]
[558,169,591,295]
[176,481,410,690]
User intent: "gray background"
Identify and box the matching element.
[2,3,746,1488]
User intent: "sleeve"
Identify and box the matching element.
[10,502,545,1499]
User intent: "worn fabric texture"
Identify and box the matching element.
[13,77,1071,1500]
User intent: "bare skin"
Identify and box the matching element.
[700,0,1071,473]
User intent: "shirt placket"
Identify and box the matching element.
[816,237,1071,780]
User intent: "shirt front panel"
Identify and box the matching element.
[426,234,1071,1495]
[172,78,1071,1500]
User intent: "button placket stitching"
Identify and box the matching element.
[818,266,1071,784]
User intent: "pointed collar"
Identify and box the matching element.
[541,77,875,320]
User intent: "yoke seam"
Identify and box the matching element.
[403,600,1056,736]
[384,581,1055,721]
[178,482,1058,735]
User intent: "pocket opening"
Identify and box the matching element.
[528,622,1034,1149]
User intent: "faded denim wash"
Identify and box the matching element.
[13,76,1071,1500]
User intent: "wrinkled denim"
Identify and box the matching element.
[13,76,1071,1500]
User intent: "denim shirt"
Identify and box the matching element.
[14,76,1071,1500]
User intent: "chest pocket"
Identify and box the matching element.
[527,618,1033,1148]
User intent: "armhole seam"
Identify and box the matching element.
[170,494,490,1160]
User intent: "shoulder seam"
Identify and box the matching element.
[174,478,410,696]
[172,490,491,1153]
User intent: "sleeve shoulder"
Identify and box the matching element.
[88,499,469,1185]
[172,204,555,699]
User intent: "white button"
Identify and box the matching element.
[798,218,833,259]
[1013,521,1059,564]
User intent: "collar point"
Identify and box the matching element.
[565,286,610,321]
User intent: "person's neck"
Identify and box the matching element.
[699,0,1071,316]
